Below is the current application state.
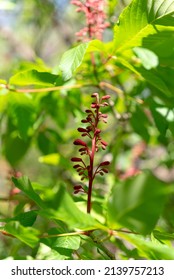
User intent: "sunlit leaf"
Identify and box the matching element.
[38,153,60,166]
[114,0,174,53]
[9,69,60,86]
[59,43,89,80]
[133,47,159,70]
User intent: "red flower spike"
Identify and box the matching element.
[101,95,111,100]
[71,157,82,162]
[73,139,87,146]
[71,91,110,213]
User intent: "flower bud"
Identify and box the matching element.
[71,157,82,162]
[101,140,108,146]
[73,139,87,146]
[100,161,110,166]
[91,93,98,98]
[78,128,87,133]
[102,95,111,100]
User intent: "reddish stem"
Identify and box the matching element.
[87,106,99,213]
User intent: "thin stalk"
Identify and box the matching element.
[87,106,99,213]
[87,138,95,213]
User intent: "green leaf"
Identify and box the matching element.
[117,232,174,260]
[52,236,81,250]
[12,177,102,231]
[133,47,159,69]
[150,107,168,135]
[153,230,174,241]
[37,129,63,155]
[116,57,172,96]
[3,134,31,165]
[114,0,174,53]
[36,244,70,260]
[12,176,45,209]
[0,210,37,227]
[5,221,39,248]
[107,172,167,235]
[59,40,109,80]
[8,93,36,139]
[141,29,174,67]
[9,69,59,86]
[130,106,150,142]
[59,43,89,80]
[38,153,60,166]
[40,185,104,231]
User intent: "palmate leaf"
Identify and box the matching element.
[114,0,174,54]
[107,172,167,235]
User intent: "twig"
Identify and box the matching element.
[2,84,85,93]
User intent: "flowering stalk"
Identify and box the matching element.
[71,93,110,213]
[71,0,109,41]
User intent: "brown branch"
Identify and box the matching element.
[2,84,84,93]
[99,81,123,95]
